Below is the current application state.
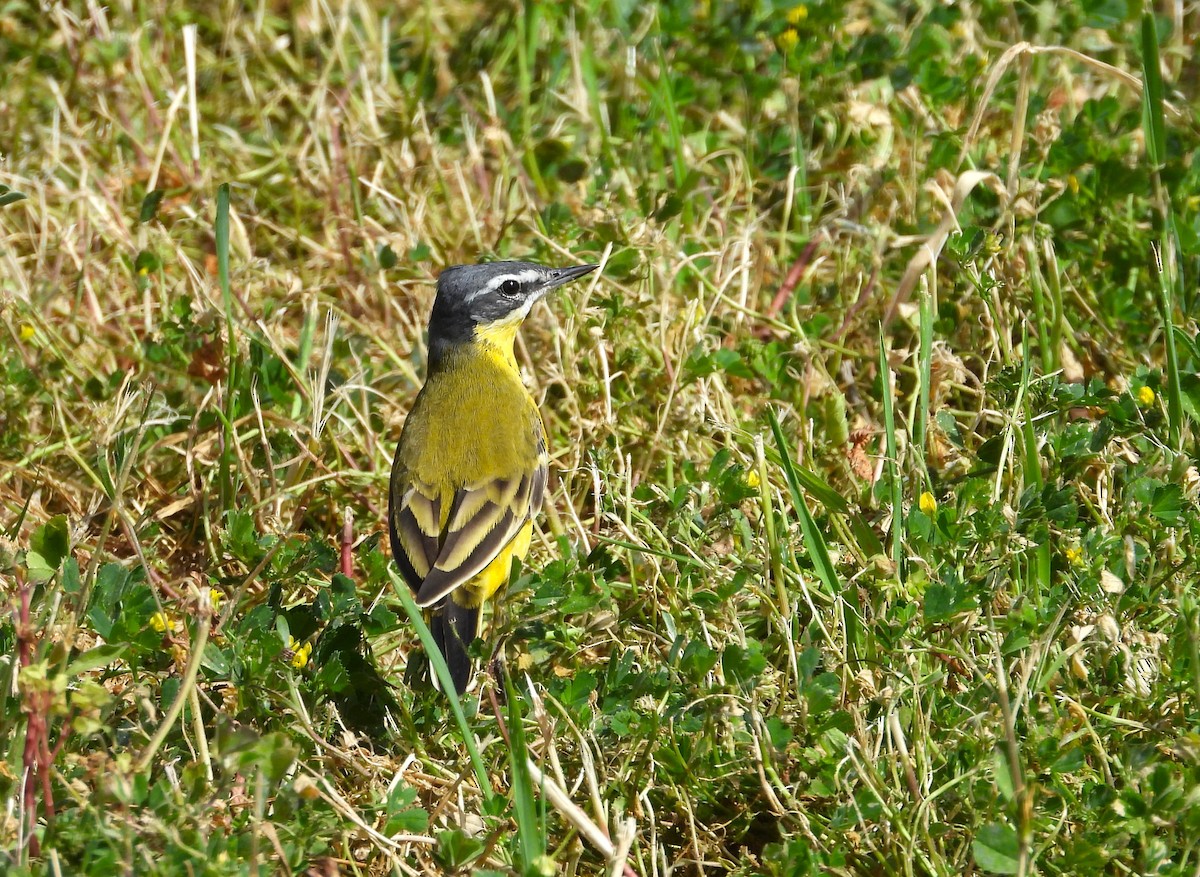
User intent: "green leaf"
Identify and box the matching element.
[803,672,840,714]
[257,731,298,782]
[713,347,753,379]
[134,250,161,276]
[722,640,766,688]
[820,392,850,447]
[973,822,1020,874]
[924,584,955,621]
[87,603,115,640]
[681,639,719,682]
[1179,373,1200,425]
[924,569,973,622]
[31,514,70,570]
[384,783,429,834]
[1051,746,1085,774]
[364,602,399,634]
[797,647,821,681]
[0,185,28,207]
[765,716,793,749]
[224,510,260,562]
[139,189,165,223]
[993,747,1014,801]
[25,551,56,584]
[1150,483,1183,525]
[65,643,128,677]
[313,653,349,694]
[62,557,82,593]
[434,829,486,871]
[763,838,822,876]
[201,645,231,676]
[1061,835,1109,870]
[384,804,429,835]
[1084,0,1129,29]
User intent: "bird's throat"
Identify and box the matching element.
[472,320,522,373]
[427,318,524,378]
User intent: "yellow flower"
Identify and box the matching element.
[918,491,937,516]
[746,469,761,489]
[786,4,808,25]
[208,588,224,614]
[288,637,313,670]
[293,644,312,669]
[18,323,35,341]
[1136,385,1155,406]
[778,28,799,52]
[1067,174,1079,195]
[149,611,176,634]
[1066,546,1084,568]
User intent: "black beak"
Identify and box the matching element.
[546,264,600,289]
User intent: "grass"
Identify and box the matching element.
[2,1,1200,875]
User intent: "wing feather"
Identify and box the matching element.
[389,480,442,588]
[531,426,548,514]
[414,470,538,608]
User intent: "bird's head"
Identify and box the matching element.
[427,261,598,362]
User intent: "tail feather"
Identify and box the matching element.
[429,601,480,694]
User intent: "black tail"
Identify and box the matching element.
[429,601,480,694]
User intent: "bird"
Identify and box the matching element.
[389,260,599,694]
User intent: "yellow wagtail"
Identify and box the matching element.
[389,260,598,693]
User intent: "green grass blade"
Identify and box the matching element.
[1139,14,1165,168]
[215,183,238,511]
[1017,342,1049,606]
[1140,13,1184,450]
[878,326,904,581]
[795,463,851,515]
[390,575,496,807]
[651,37,690,229]
[1155,244,1184,451]
[767,408,862,662]
[767,409,840,596]
[915,288,933,461]
[505,674,545,875]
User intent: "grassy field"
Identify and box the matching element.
[3,1,1200,874]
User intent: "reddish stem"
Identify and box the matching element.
[766,235,824,320]
[14,568,52,858]
[340,509,354,579]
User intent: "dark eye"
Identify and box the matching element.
[500,279,521,297]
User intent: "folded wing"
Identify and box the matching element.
[390,461,547,606]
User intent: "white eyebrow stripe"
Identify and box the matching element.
[465,269,543,302]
